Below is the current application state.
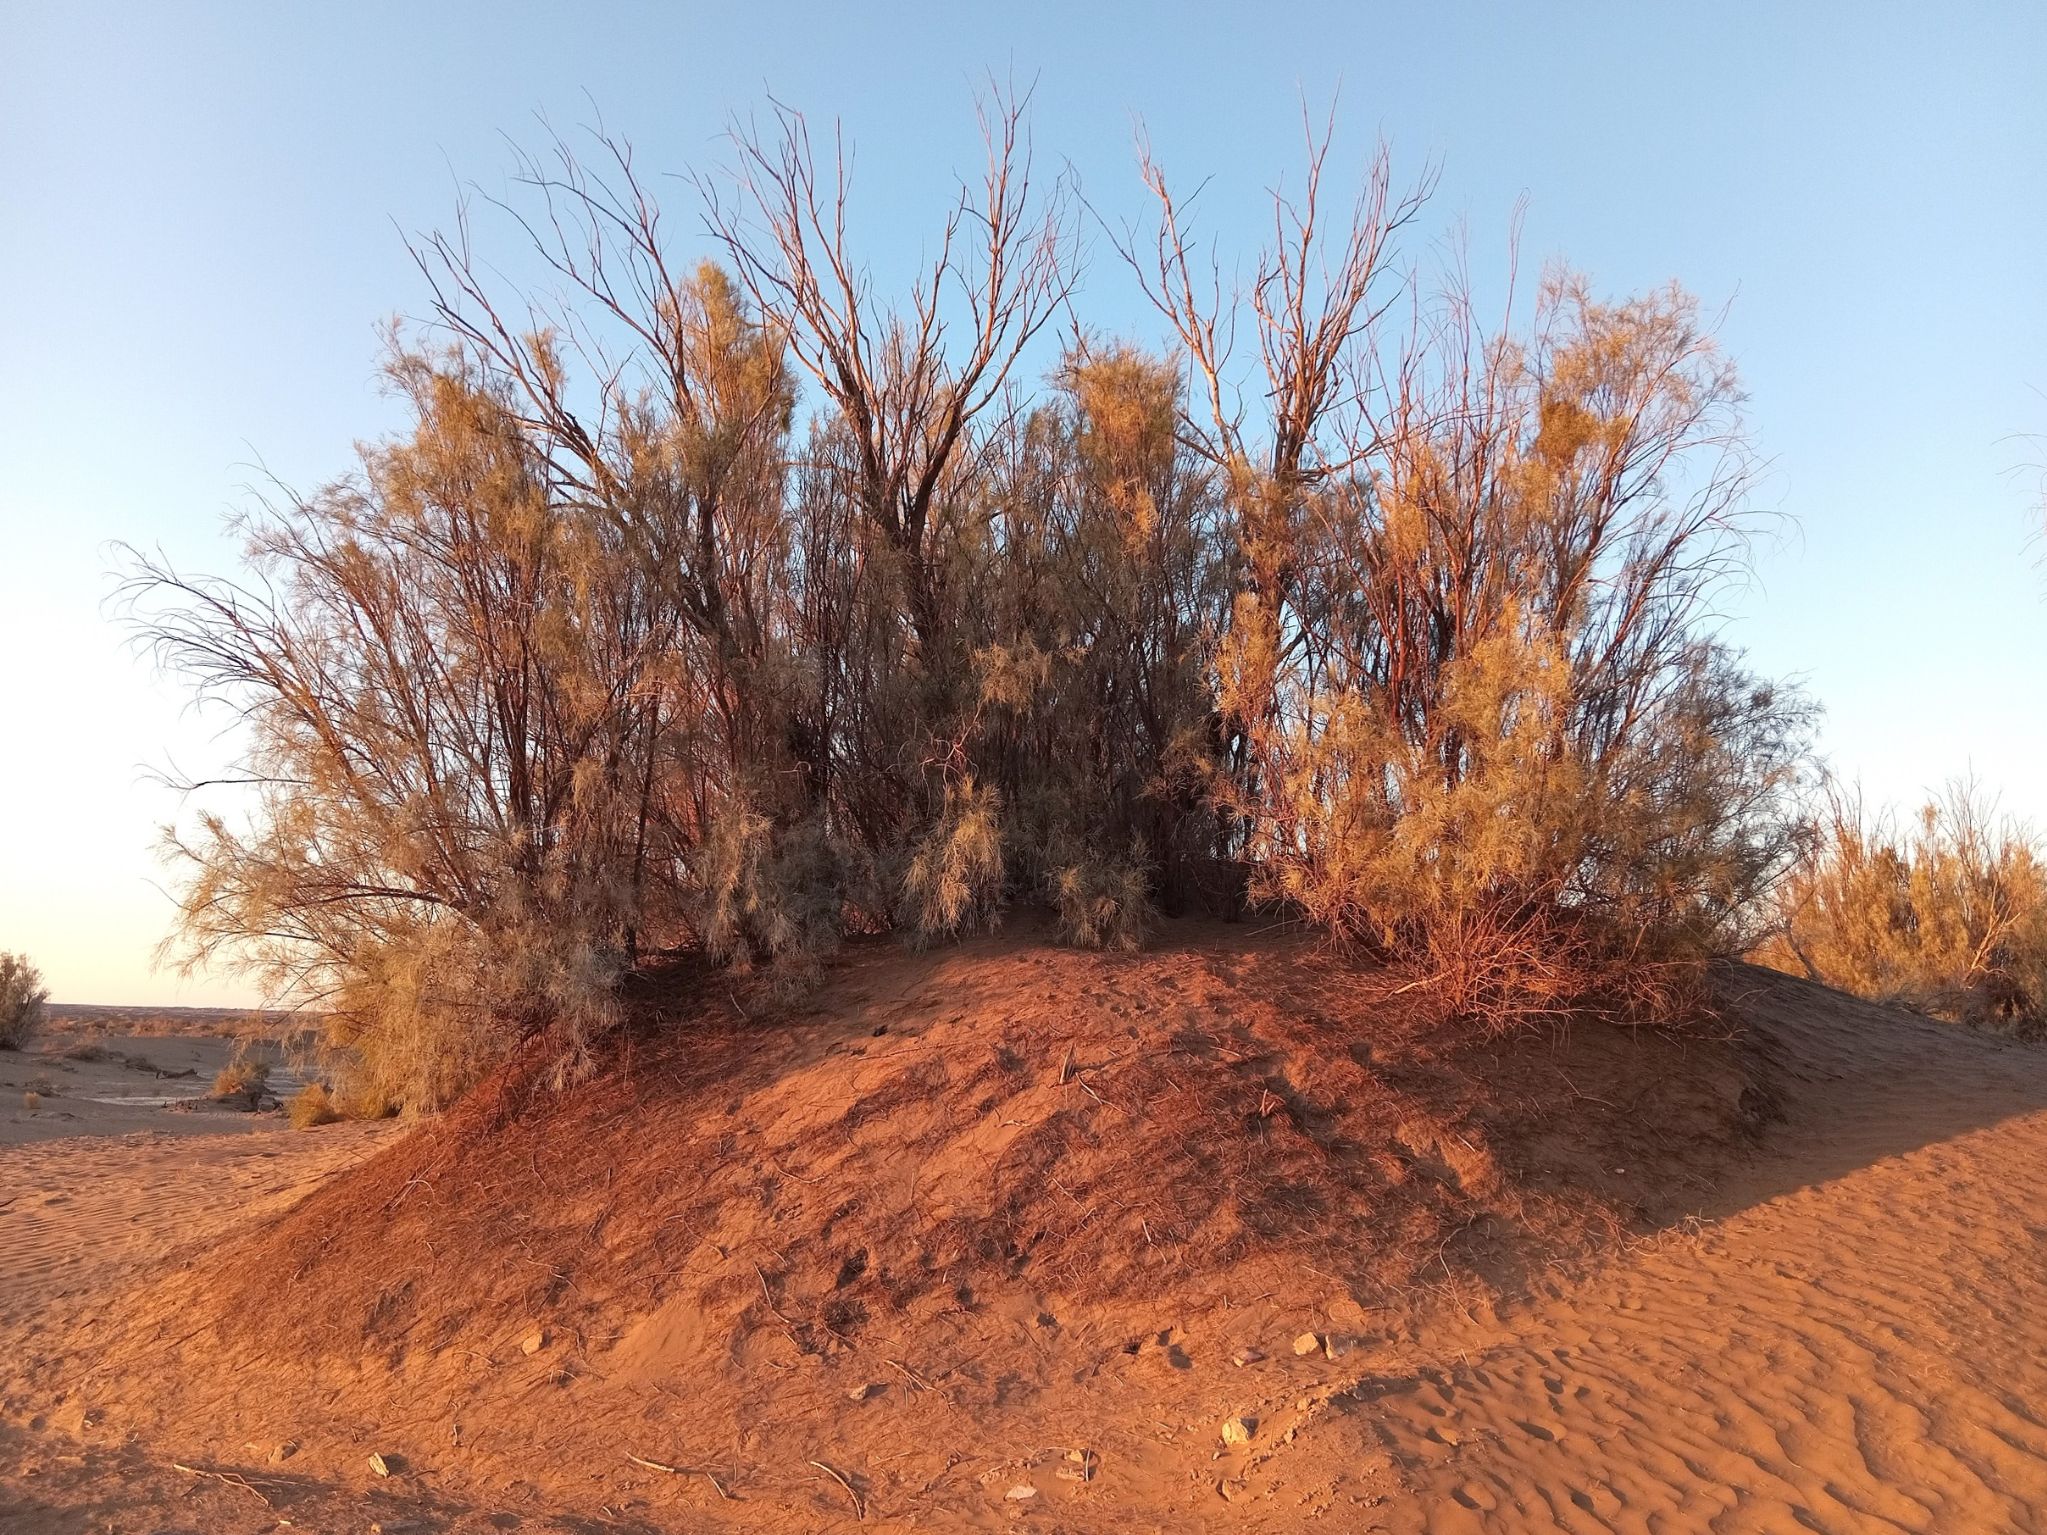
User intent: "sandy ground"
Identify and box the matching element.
[3,973,2046,1532]
[1,1036,313,1148]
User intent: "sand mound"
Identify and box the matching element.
[190,921,1759,1341]
[24,919,1775,1527]
[14,952,2047,1529]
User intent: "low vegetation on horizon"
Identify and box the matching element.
[0,951,49,1050]
[109,94,2040,1114]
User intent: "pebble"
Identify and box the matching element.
[1222,1415,1256,1446]
[1294,1332,1322,1355]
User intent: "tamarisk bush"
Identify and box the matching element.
[126,95,1812,1103]
[1760,783,2046,1034]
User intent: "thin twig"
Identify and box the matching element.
[625,1453,735,1500]
[171,1463,273,1507]
[810,1457,865,1519]
[883,1354,933,1390]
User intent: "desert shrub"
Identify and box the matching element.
[287,1082,342,1129]
[1128,197,1812,1026]
[210,1050,270,1102]
[1760,784,2047,1033]
[0,953,48,1050]
[900,779,1006,942]
[120,101,1821,1113]
[697,804,846,985]
[323,906,624,1113]
[1050,845,1155,953]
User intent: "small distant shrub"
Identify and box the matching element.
[59,1040,108,1063]
[287,1082,341,1129]
[0,952,48,1050]
[22,1091,41,1113]
[1760,783,2047,1034]
[211,1052,270,1102]
[1051,846,1155,953]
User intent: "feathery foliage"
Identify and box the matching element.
[1760,784,2047,1034]
[124,98,1814,1103]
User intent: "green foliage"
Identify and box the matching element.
[0,952,48,1050]
[697,804,848,986]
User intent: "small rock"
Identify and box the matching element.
[1221,1415,1256,1446]
[367,1451,394,1477]
[1231,1347,1265,1367]
[1216,1478,1235,1502]
[269,1440,298,1463]
[1323,1334,1352,1360]
[1293,1332,1322,1356]
[521,1328,549,1355]
[847,1382,879,1402]
[1004,1483,1039,1501]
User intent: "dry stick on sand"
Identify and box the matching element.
[810,1457,866,1520]
[171,1462,274,1507]
[624,1452,734,1500]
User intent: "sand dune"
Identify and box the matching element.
[1359,1005,2047,1531]
[3,965,2046,1532]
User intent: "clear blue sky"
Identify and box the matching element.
[3,2,2042,1005]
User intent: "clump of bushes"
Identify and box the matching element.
[0,952,48,1050]
[210,1050,271,1103]
[120,100,1820,1109]
[1051,846,1155,953]
[286,1079,401,1129]
[287,1082,341,1129]
[1760,783,2047,1034]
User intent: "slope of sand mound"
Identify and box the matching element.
[5,920,1771,1529]
[6,927,2047,1531]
